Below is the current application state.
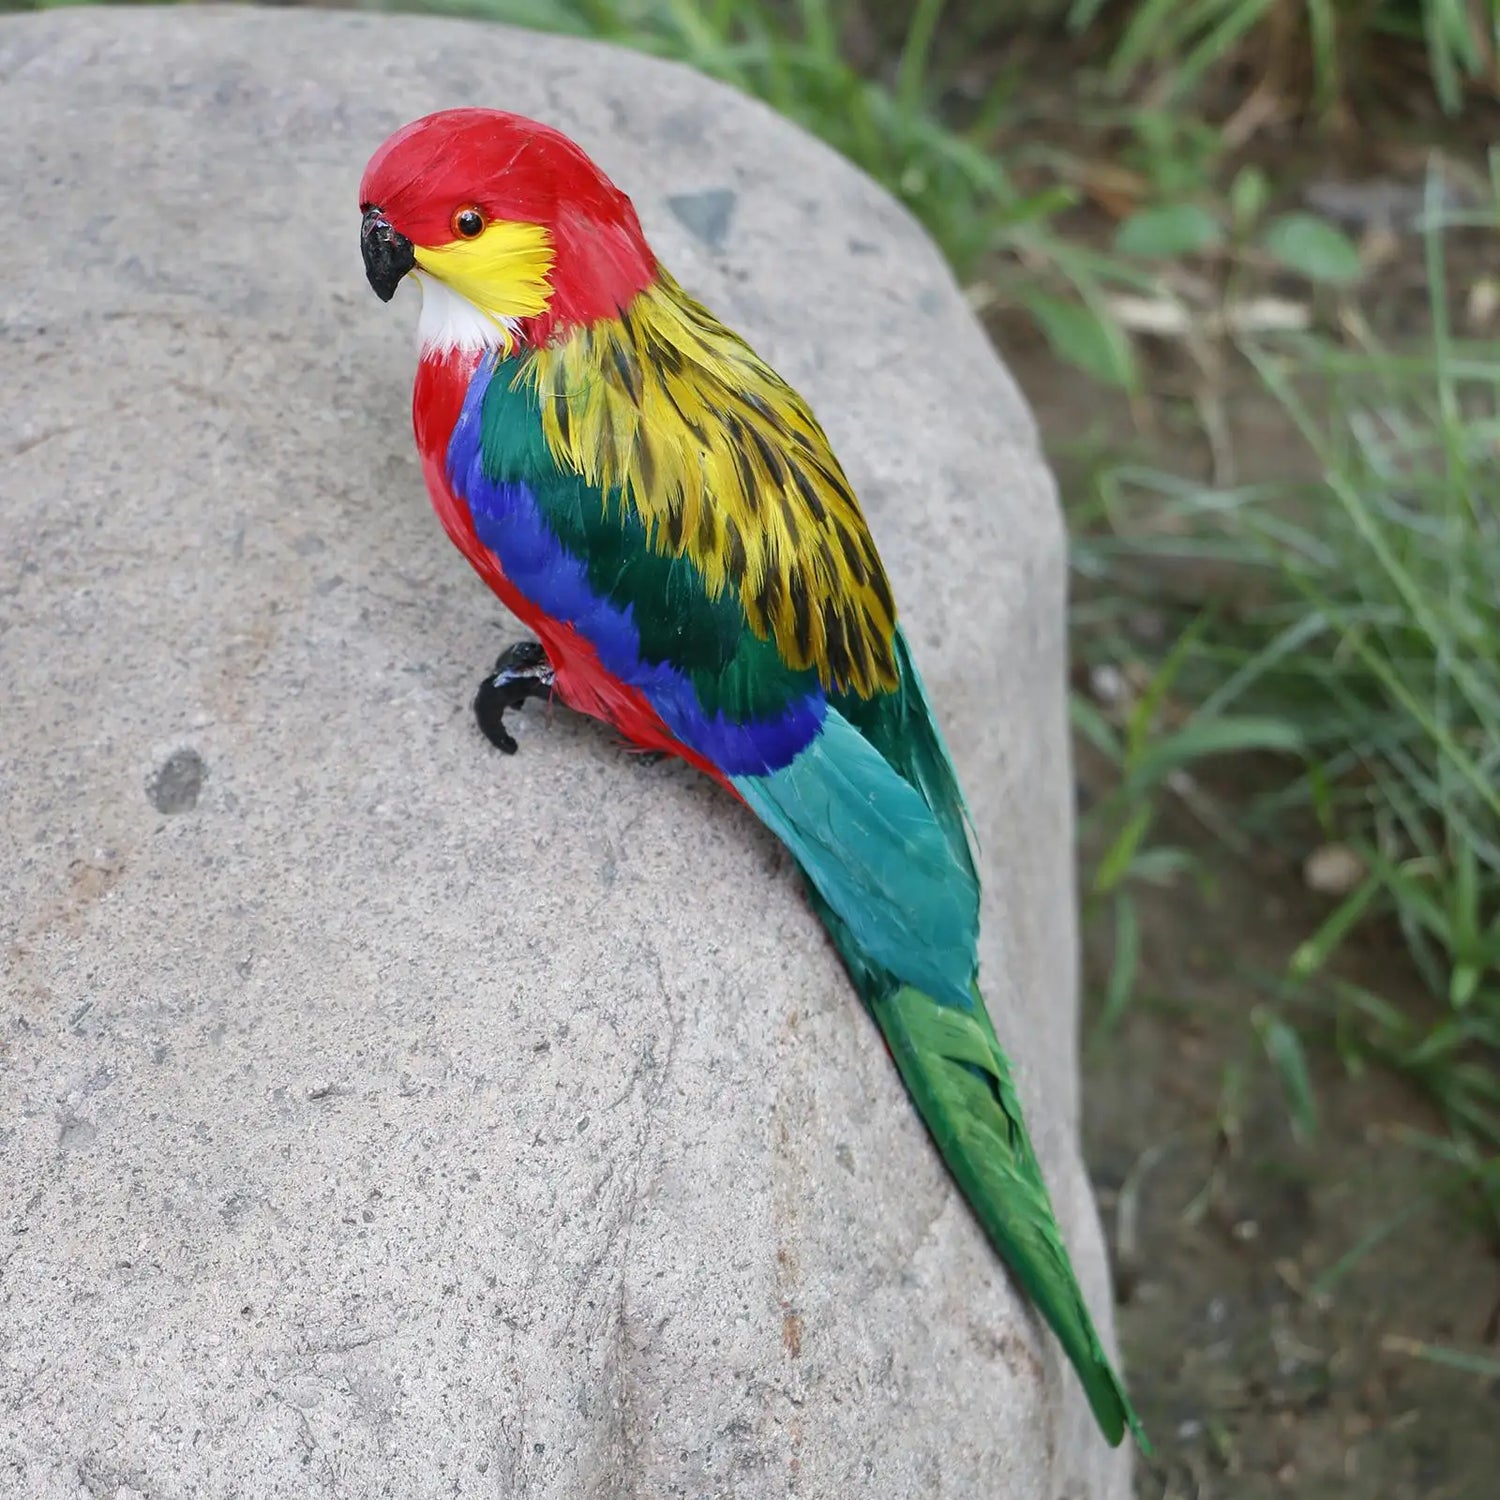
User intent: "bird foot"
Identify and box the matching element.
[474,639,554,754]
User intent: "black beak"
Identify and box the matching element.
[361,206,415,303]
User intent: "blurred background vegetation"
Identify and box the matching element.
[10,0,1497,1490]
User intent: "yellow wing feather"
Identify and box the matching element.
[521,271,898,697]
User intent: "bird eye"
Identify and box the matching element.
[452,207,485,239]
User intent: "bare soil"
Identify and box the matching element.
[1078,761,1498,1500]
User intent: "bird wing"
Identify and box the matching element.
[442,293,979,1000]
[522,269,901,699]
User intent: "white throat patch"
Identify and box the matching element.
[412,272,519,355]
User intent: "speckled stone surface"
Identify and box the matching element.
[0,9,1128,1498]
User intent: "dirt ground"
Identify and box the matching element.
[1077,771,1497,1500]
[996,306,1500,1496]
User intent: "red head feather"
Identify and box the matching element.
[359,108,657,338]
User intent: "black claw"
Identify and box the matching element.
[474,639,554,755]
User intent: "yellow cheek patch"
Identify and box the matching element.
[414,219,555,338]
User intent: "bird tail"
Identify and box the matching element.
[861,971,1149,1450]
[731,654,1147,1449]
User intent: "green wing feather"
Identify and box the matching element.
[478,348,819,726]
[831,630,976,879]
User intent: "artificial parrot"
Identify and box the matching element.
[359,107,1145,1450]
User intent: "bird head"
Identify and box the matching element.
[359,108,656,353]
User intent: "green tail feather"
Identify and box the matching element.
[870,977,1148,1450]
[804,871,1148,1449]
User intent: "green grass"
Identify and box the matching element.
[1069,0,1500,116]
[1070,180,1500,1224]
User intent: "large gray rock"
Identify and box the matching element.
[0,9,1127,1498]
